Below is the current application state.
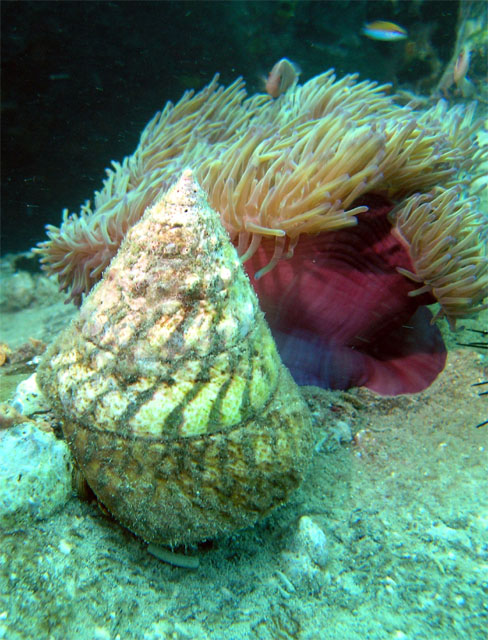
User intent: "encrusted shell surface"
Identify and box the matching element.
[38,170,314,546]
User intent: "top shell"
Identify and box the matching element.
[38,170,314,546]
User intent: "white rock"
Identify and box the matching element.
[0,422,72,532]
[12,373,50,416]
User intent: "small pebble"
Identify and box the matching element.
[295,515,329,567]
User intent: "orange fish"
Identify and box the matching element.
[265,58,300,98]
[362,20,408,41]
[454,48,471,85]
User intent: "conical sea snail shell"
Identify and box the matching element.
[38,170,314,546]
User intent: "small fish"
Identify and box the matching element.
[265,58,300,98]
[362,20,408,41]
[453,48,471,85]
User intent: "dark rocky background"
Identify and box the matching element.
[1,0,459,256]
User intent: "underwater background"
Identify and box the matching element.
[1,1,487,639]
[2,0,475,256]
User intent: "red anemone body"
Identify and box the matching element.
[244,195,447,395]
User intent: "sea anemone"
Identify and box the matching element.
[35,70,488,395]
[391,186,488,323]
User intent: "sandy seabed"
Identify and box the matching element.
[0,281,486,640]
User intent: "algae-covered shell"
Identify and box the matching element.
[38,171,314,546]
